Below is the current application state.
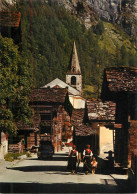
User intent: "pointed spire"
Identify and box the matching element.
[68,41,81,75]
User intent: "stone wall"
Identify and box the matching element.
[0,132,8,159]
[66,74,82,93]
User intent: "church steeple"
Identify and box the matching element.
[66,41,82,94]
[69,41,81,75]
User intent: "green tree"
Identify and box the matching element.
[0,34,32,134]
[93,20,104,35]
[120,45,129,66]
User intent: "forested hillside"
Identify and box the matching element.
[20,0,136,98]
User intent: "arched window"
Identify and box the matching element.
[71,76,76,85]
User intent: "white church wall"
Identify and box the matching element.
[69,95,85,109]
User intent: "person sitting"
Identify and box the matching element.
[83,144,93,174]
[91,157,98,174]
[68,145,78,174]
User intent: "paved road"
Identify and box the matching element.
[0,150,134,193]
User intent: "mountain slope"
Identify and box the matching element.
[48,0,137,44]
[20,1,137,99]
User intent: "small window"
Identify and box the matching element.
[72,67,75,72]
[71,76,76,85]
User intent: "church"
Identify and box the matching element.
[42,41,86,109]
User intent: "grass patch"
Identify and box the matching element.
[98,21,136,55]
[4,152,31,162]
[82,85,95,99]
[26,151,31,157]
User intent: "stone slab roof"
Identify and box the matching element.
[0,11,21,27]
[71,109,96,136]
[87,100,116,121]
[75,125,96,136]
[42,78,79,95]
[31,88,67,103]
[105,67,137,92]
[71,109,85,127]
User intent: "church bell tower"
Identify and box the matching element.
[66,41,82,94]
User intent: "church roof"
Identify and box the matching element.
[42,78,80,95]
[67,41,81,75]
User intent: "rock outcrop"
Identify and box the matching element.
[48,0,137,43]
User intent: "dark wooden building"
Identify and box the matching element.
[71,108,96,154]
[101,67,137,167]
[17,88,71,152]
[87,100,116,157]
[0,11,21,45]
[72,100,116,157]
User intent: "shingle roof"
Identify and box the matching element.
[31,88,68,103]
[105,67,137,92]
[75,125,96,136]
[87,100,116,121]
[71,109,96,136]
[71,109,85,127]
[0,11,21,27]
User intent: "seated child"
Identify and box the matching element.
[91,157,98,174]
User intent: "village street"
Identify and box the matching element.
[0,148,132,193]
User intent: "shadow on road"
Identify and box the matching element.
[9,154,127,176]
[54,153,69,156]
[0,181,134,193]
[28,153,68,161]
[2,152,135,193]
[9,165,68,172]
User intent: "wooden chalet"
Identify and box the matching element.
[71,108,97,155]
[17,88,71,152]
[101,67,137,169]
[87,100,116,157]
[72,100,116,157]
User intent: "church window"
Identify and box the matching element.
[72,67,75,72]
[71,76,76,85]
